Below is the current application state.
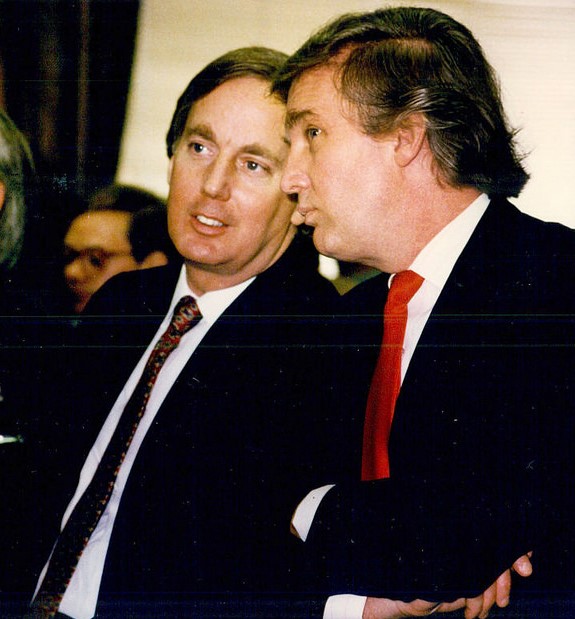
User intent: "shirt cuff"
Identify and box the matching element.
[324,594,368,619]
[290,484,335,542]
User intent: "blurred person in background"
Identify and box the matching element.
[63,184,176,312]
[0,107,38,444]
[0,108,37,315]
[0,108,49,609]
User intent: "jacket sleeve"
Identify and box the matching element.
[300,474,537,602]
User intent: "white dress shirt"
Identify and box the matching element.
[318,193,491,619]
[34,266,254,619]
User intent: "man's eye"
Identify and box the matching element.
[87,251,106,269]
[191,142,206,154]
[63,249,76,264]
[306,127,321,140]
[246,160,262,172]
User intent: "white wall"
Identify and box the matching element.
[117,0,575,227]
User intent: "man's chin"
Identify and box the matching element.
[312,231,353,265]
[73,296,90,313]
[309,228,334,257]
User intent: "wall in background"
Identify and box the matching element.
[117,0,575,227]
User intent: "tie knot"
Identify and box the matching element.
[387,270,424,309]
[170,295,202,335]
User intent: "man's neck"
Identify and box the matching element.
[388,185,482,274]
[184,228,296,295]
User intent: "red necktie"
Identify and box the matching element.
[362,271,424,481]
[30,296,202,618]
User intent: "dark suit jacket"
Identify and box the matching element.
[304,198,575,602]
[30,234,366,616]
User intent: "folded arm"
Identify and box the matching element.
[292,481,535,618]
[363,554,533,619]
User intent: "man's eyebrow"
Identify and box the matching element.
[242,143,284,167]
[183,123,214,141]
[284,109,314,130]
[182,125,284,166]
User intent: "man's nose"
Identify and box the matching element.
[202,158,231,201]
[64,258,85,284]
[281,149,310,196]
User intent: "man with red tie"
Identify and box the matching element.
[276,6,575,618]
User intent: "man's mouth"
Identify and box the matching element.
[196,214,224,227]
[291,210,307,226]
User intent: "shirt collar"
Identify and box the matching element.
[409,193,490,290]
[170,265,255,325]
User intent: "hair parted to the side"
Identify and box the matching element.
[166,46,288,158]
[273,7,529,197]
[0,109,36,271]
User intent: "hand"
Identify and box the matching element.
[511,552,533,578]
[458,552,533,619]
[363,597,463,618]
[363,553,533,619]
[363,596,499,619]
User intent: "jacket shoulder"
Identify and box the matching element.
[84,263,182,317]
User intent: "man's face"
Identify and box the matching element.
[281,65,407,272]
[63,210,139,312]
[167,76,296,293]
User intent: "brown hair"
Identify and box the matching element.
[166,46,288,158]
[273,7,528,197]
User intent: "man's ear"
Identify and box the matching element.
[139,251,169,269]
[393,113,427,168]
[0,182,6,211]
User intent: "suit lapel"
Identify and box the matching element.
[403,198,527,372]
[389,199,526,476]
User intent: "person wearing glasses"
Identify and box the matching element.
[63,184,176,312]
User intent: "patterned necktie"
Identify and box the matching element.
[362,271,424,481]
[30,296,202,618]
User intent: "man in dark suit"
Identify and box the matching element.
[276,6,574,618]
[26,47,363,619]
